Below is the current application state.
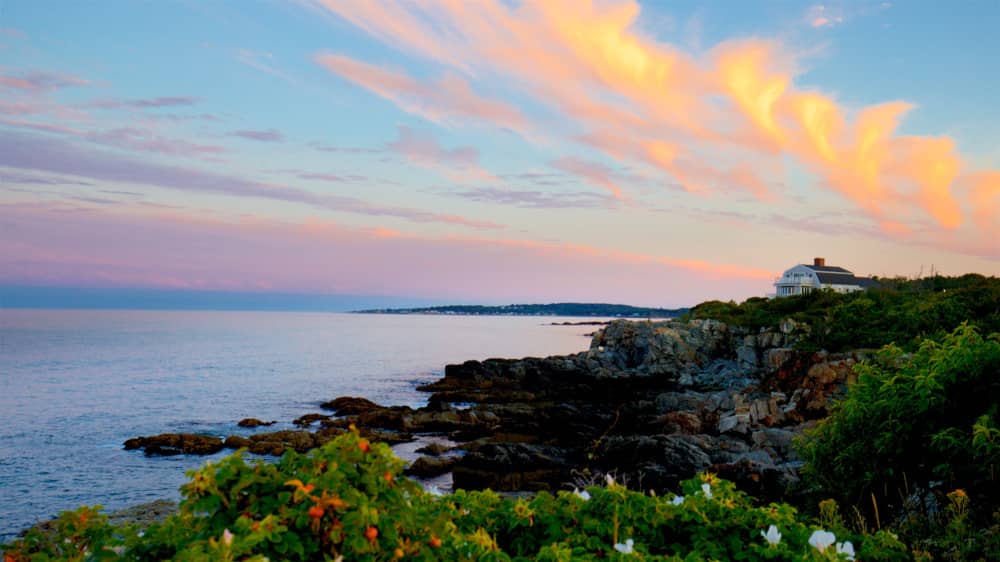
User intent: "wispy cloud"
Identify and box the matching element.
[296,172,368,183]
[385,126,493,182]
[309,142,382,154]
[0,130,504,230]
[550,156,629,200]
[310,0,994,250]
[807,5,845,28]
[81,96,201,110]
[229,128,285,142]
[449,186,613,209]
[237,48,288,80]
[315,53,527,133]
[0,69,88,92]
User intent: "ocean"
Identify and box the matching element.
[0,309,598,541]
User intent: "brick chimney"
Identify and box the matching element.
[814,257,826,267]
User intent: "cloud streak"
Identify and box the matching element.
[81,96,201,109]
[0,130,504,230]
[229,128,285,142]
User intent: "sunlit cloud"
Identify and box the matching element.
[309,0,996,256]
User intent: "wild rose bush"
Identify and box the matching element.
[4,430,907,561]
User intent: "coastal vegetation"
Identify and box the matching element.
[685,274,1000,352]
[3,430,906,561]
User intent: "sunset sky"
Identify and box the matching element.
[1,1,998,308]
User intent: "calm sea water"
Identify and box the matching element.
[0,310,598,540]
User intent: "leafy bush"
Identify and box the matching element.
[799,324,1000,559]
[4,430,908,561]
[686,275,1000,353]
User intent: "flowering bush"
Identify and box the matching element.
[4,430,909,561]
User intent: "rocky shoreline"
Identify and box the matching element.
[124,318,866,502]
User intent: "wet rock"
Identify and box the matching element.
[293,413,331,427]
[321,396,385,415]
[237,418,276,428]
[404,455,459,478]
[124,433,224,456]
[416,441,452,456]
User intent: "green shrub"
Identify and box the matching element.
[799,324,1000,559]
[5,430,909,561]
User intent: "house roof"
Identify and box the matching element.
[814,271,881,287]
[801,264,853,274]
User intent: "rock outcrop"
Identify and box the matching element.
[125,318,863,502]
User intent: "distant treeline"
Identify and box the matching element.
[685,273,1000,351]
[355,302,688,318]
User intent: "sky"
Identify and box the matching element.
[0,0,998,308]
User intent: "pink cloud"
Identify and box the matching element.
[385,126,492,181]
[315,52,527,133]
[550,156,627,200]
[0,69,88,92]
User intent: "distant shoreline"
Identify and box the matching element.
[353,302,688,319]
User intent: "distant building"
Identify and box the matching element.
[773,257,878,297]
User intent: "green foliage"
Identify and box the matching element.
[799,324,1000,559]
[686,275,1000,352]
[4,431,909,561]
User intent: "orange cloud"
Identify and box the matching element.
[313,0,996,246]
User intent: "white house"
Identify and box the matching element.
[773,258,878,297]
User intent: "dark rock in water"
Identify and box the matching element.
[293,413,331,427]
[405,455,458,478]
[237,418,276,428]
[453,443,570,491]
[123,433,223,456]
[223,435,254,450]
[358,428,414,445]
[321,396,384,415]
[416,441,451,456]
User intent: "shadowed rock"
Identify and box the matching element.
[124,434,223,456]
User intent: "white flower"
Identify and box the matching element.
[573,488,591,501]
[605,473,616,487]
[701,483,712,499]
[836,541,856,561]
[613,538,634,554]
[761,525,781,546]
[222,528,234,547]
[671,495,685,506]
[808,530,836,553]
